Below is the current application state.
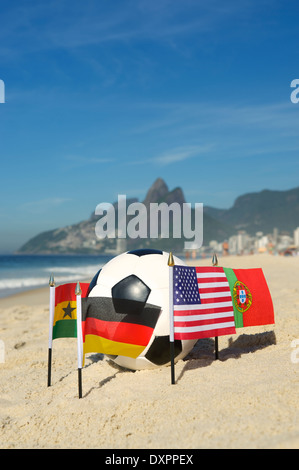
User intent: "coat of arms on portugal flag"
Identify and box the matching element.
[233,281,252,313]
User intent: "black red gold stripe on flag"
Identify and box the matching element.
[81,297,161,359]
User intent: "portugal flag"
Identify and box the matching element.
[223,268,274,328]
[81,297,161,359]
[53,283,89,339]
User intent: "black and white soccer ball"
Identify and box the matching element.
[87,249,197,370]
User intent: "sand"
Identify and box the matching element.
[0,254,298,449]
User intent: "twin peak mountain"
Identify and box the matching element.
[18,178,299,254]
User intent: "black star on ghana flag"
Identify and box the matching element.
[62,302,76,319]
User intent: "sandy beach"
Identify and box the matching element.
[0,253,298,449]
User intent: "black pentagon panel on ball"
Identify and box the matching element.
[87,269,102,297]
[145,336,182,366]
[112,274,151,315]
[127,249,163,257]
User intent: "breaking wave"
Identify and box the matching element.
[0,254,112,298]
[0,274,93,291]
[42,265,100,276]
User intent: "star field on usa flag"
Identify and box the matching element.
[173,266,201,305]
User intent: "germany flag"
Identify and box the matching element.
[81,297,161,359]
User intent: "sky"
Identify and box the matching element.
[1,0,299,252]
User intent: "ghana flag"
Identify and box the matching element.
[223,268,274,328]
[53,282,89,339]
[81,297,161,359]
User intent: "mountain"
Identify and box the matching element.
[17,178,232,254]
[142,177,185,207]
[205,186,299,235]
[16,180,299,254]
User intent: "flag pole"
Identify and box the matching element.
[212,253,219,360]
[48,275,55,387]
[75,282,83,399]
[168,252,175,385]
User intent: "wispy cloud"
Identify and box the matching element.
[21,197,72,213]
[126,99,299,161]
[131,100,298,133]
[152,144,213,165]
[64,155,114,166]
[125,144,213,167]
[0,0,264,58]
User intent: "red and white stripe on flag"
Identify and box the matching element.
[173,266,236,340]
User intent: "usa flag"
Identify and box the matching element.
[173,265,236,340]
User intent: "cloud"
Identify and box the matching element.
[21,197,72,213]
[152,145,213,165]
[0,0,263,58]
[125,144,212,167]
[125,99,299,161]
[64,155,114,166]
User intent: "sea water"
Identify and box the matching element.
[0,254,113,298]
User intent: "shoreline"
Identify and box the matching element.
[0,280,92,308]
[0,253,296,308]
[0,285,50,308]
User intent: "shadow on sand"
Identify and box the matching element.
[177,330,276,382]
[82,331,276,392]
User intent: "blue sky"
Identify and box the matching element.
[1,0,299,252]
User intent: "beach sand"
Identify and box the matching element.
[0,254,298,449]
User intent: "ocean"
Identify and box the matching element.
[0,254,114,298]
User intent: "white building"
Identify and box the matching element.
[228,235,237,254]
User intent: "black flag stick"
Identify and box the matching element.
[75,282,83,398]
[214,337,219,360]
[47,348,52,387]
[168,252,176,384]
[212,253,219,360]
[47,275,55,386]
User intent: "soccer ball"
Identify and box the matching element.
[86,248,197,370]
